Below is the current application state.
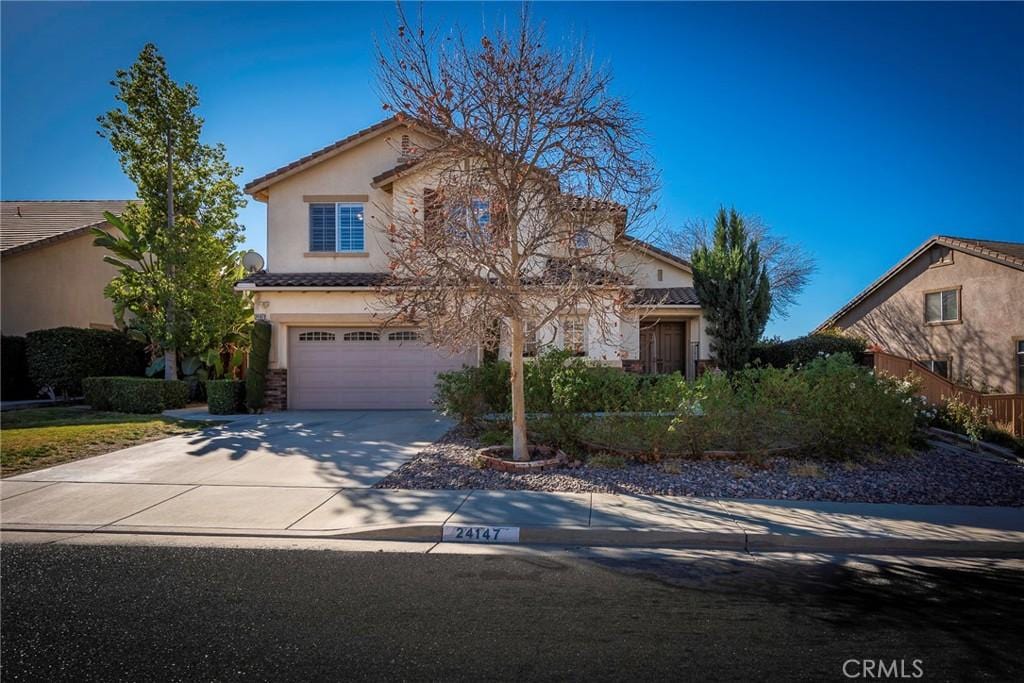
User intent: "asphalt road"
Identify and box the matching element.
[2,543,1023,681]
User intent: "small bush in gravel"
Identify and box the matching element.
[937,394,993,445]
[587,453,627,469]
[479,427,511,447]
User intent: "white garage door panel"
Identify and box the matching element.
[288,328,475,409]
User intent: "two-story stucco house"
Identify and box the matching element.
[237,117,710,410]
[817,235,1024,394]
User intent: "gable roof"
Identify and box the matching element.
[815,234,1024,332]
[619,234,692,272]
[244,117,403,199]
[1,200,134,257]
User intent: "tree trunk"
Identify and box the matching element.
[163,129,177,381]
[509,317,529,462]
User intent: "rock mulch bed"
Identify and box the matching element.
[374,426,1024,506]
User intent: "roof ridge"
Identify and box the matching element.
[938,234,1024,247]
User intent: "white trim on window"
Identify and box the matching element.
[388,330,422,342]
[309,202,365,253]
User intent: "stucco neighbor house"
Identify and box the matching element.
[816,235,1024,394]
[1,200,132,336]
[237,117,711,410]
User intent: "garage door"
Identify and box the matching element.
[288,328,477,410]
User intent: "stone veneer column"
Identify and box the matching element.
[264,369,288,411]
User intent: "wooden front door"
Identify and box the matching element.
[639,322,686,374]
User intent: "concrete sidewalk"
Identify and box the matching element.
[2,480,1023,555]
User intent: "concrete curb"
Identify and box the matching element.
[4,522,1023,556]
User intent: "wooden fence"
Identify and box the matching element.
[867,351,1024,437]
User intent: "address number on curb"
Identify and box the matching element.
[442,525,520,544]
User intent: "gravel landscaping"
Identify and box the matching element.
[375,427,1024,506]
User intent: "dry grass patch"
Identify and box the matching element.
[1,407,205,477]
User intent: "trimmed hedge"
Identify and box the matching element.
[246,320,272,412]
[162,380,189,410]
[26,327,146,396]
[207,379,246,415]
[82,377,189,414]
[750,332,867,369]
[2,335,35,400]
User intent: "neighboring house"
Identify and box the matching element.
[237,117,710,410]
[816,235,1024,394]
[1,200,132,336]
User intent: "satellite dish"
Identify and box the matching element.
[242,250,265,273]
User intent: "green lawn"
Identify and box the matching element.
[1,407,205,477]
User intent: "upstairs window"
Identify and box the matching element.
[309,203,365,252]
[573,230,591,249]
[925,289,959,323]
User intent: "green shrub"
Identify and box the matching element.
[587,452,627,469]
[478,427,512,446]
[82,377,115,410]
[105,377,167,414]
[2,335,35,400]
[664,354,919,458]
[83,376,187,413]
[207,379,245,415]
[751,331,867,369]
[246,320,272,412]
[435,349,689,425]
[161,380,189,410]
[937,394,993,445]
[26,327,146,396]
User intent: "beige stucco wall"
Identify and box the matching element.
[616,246,694,288]
[264,126,429,273]
[1,232,119,336]
[833,247,1024,393]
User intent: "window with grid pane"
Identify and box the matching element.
[342,331,379,341]
[298,331,336,342]
[337,204,365,251]
[925,289,959,323]
[388,331,422,342]
[561,318,586,356]
[309,204,336,252]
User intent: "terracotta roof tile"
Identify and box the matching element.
[633,287,700,306]
[237,271,392,288]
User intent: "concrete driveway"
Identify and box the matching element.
[7,411,453,488]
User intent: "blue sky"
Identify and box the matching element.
[2,1,1022,338]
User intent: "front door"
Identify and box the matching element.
[639,322,686,374]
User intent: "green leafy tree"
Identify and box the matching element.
[692,208,772,373]
[95,43,246,379]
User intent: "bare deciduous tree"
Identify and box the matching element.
[668,214,815,321]
[374,3,658,461]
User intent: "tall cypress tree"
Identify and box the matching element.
[692,208,772,373]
